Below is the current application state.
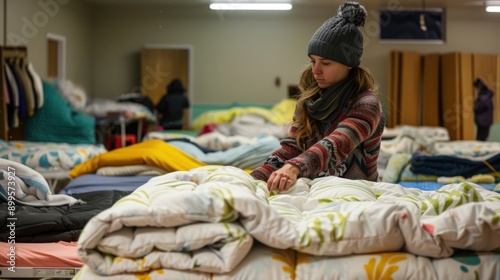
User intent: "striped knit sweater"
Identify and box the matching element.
[251,91,385,182]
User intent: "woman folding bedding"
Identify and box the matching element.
[74,165,500,279]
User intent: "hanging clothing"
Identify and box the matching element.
[2,55,44,130]
[26,62,44,109]
[8,58,33,117]
[4,63,20,128]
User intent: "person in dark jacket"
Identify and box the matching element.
[157,79,190,130]
[473,78,494,141]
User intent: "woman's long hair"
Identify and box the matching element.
[293,64,377,149]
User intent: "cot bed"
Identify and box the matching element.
[67,137,281,180]
[189,98,296,139]
[58,174,156,195]
[381,139,500,191]
[0,241,82,279]
[378,125,449,178]
[0,189,131,243]
[0,157,135,279]
[381,125,450,141]
[0,190,131,279]
[0,139,106,192]
[378,125,500,193]
[73,165,500,279]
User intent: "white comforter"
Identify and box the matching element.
[76,165,500,279]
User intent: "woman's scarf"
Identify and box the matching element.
[305,75,359,124]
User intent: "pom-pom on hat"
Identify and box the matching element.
[307,1,367,67]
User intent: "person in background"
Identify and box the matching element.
[157,79,190,130]
[251,1,385,192]
[473,77,494,141]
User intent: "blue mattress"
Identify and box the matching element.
[59,174,155,195]
[397,181,497,192]
[60,175,498,195]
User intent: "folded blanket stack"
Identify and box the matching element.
[75,165,500,279]
[0,158,80,206]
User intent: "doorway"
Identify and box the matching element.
[140,45,193,130]
[46,33,66,81]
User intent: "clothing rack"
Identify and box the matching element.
[0,46,28,140]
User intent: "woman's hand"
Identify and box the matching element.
[267,164,300,192]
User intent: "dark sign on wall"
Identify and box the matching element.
[379,8,445,43]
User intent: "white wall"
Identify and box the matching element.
[0,0,4,45]
[91,5,323,104]
[3,1,500,113]
[4,0,93,89]
[90,3,500,110]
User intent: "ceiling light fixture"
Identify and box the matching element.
[209,3,292,11]
[486,5,500,12]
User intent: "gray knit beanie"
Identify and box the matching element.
[307,2,367,67]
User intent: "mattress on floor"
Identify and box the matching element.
[397,181,497,191]
[59,174,155,195]
[0,140,106,173]
[0,190,131,243]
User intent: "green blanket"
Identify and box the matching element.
[24,81,95,144]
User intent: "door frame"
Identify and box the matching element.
[143,44,194,128]
[46,32,66,81]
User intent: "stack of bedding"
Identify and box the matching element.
[74,165,500,279]
[0,158,135,278]
[380,126,500,190]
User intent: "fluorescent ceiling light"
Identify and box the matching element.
[486,6,500,12]
[209,3,292,11]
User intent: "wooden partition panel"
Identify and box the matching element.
[387,51,400,128]
[389,50,498,140]
[440,52,474,140]
[441,52,462,140]
[399,51,421,126]
[422,54,440,126]
[459,53,474,140]
[389,51,440,128]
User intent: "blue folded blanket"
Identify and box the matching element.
[168,137,281,170]
[410,151,500,178]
